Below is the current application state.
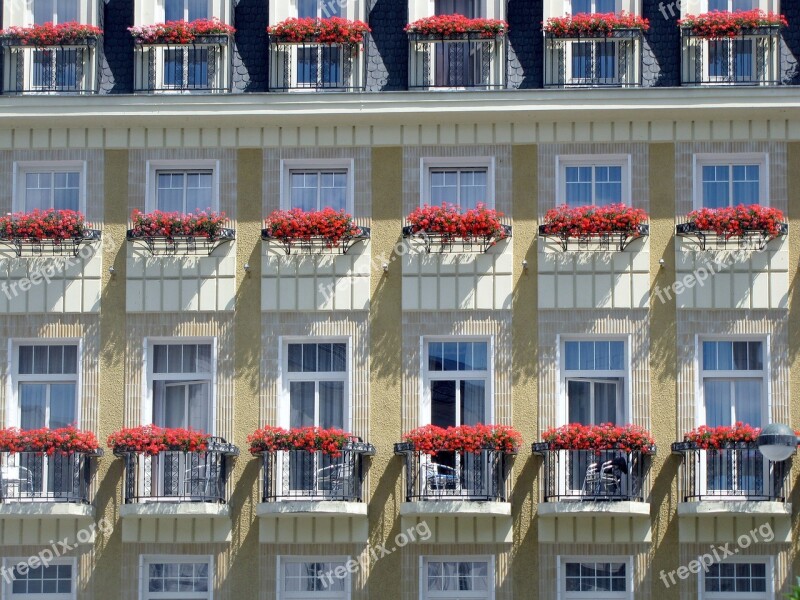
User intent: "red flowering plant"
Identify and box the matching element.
[107,425,210,456]
[128,18,235,44]
[540,423,656,454]
[682,423,761,450]
[679,10,787,39]
[0,22,103,46]
[402,424,522,455]
[684,205,786,239]
[405,15,509,38]
[267,17,370,44]
[264,208,363,248]
[248,426,353,458]
[0,209,87,240]
[543,12,649,37]
[0,426,99,455]
[406,203,508,242]
[129,209,227,239]
[541,203,649,238]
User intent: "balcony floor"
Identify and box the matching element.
[257,500,367,516]
[677,500,791,516]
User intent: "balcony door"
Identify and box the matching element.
[434,0,484,88]
[294,0,345,89]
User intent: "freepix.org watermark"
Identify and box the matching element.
[317,521,432,589]
[659,522,775,588]
[657,0,702,19]
[0,517,112,585]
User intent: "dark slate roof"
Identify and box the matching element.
[782,0,800,84]
[232,0,268,92]
[507,0,542,89]
[100,0,134,93]
[643,0,681,87]
[366,0,408,91]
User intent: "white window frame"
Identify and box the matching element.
[699,556,773,600]
[276,556,352,600]
[6,339,83,429]
[278,337,353,433]
[269,0,360,23]
[420,157,496,209]
[555,155,631,206]
[700,0,763,12]
[420,555,495,600]
[139,555,213,600]
[567,0,622,15]
[280,159,355,213]
[145,160,220,214]
[141,338,217,433]
[161,0,211,21]
[13,161,87,214]
[3,556,77,600]
[557,335,632,427]
[420,337,494,428]
[26,0,86,25]
[558,555,633,600]
[692,153,769,210]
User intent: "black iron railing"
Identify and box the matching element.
[1,40,98,94]
[117,437,238,504]
[126,226,235,256]
[402,223,512,254]
[681,28,781,86]
[675,221,787,251]
[268,38,366,91]
[133,36,230,93]
[0,229,101,257]
[261,441,375,502]
[532,445,654,502]
[408,32,506,90]
[0,451,100,504]
[394,443,513,501]
[539,224,649,252]
[262,223,370,255]
[544,30,643,88]
[672,441,790,502]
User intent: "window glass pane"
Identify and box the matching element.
[595,381,618,424]
[290,172,319,211]
[25,172,52,211]
[717,341,733,371]
[731,163,759,204]
[733,380,761,427]
[748,341,763,371]
[303,344,317,372]
[49,383,76,429]
[289,382,315,428]
[703,341,717,370]
[702,165,730,209]
[185,171,213,212]
[609,341,624,371]
[567,380,591,424]
[595,165,622,204]
[572,0,592,14]
[565,166,592,206]
[704,380,732,427]
[431,380,456,428]
[571,42,592,80]
[157,172,185,213]
[19,383,46,430]
[461,380,485,425]
[288,344,303,372]
[18,346,33,375]
[732,341,749,370]
[459,169,487,210]
[442,343,459,371]
[471,342,488,371]
[319,170,347,211]
[428,342,444,371]
[430,170,458,205]
[579,341,594,370]
[733,39,753,80]
[33,0,54,23]
[164,0,184,21]
[187,0,208,20]
[565,342,580,370]
[319,381,344,429]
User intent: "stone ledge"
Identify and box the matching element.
[0,502,94,519]
[257,501,367,516]
[400,500,511,517]
[677,500,791,517]
[120,502,230,518]
[538,501,651,517]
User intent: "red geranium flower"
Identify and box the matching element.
[0,209,87,240]
[686,204,785,239]
[407,203,507,243]
[541,423,655,454]
[107,425,210,455]
[402,424,522,455]
[543,12,649,37]
[541,203,648,238]
[405,15,508,38]
[679,9,786,39]
[129,209,227,239]
[682,422,760,449]
[0,426,99,455]
[248,426,353,458]
[0,22,102,45]
[128,18,234,44]
[268,17,370,44]
[264,208,362,248]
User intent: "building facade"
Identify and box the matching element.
[0,0,797,599]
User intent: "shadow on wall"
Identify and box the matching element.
[506,0,542,89]
[367,0,409,91]
[643,0,681,87]
[101,0,135,93]
[781,2,800,84]
[233,0,269,92]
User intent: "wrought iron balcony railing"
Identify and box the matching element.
[133,35,231,93]
[532,445,654,502]
[1,40,99,94]
[681,28,781,86]
[544,30,644,88]
[260,441,375,502]
[394,443,513,502]
[117,437,238,504]
[0,451,101,504]
[408,32,506,90]
[268,38,367,92]
[672,441,790,502]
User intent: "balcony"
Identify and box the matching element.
[0,451,99,505]
[681,28,781,86]
[408,32,506,90]
[544,30,644,88]
[1,40,99,94]
[117,437,238,504]
[133,35,231,93]
[268,38,366,92]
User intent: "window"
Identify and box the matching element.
[32,49,81,91]
[3,558,75,599]
[694,155,767,209]
[571,0,617,13]
[32,0,78,24]
[562,340,627,426]
[422,158,494,209]
[162,49,211,90]
[708,39,755,82]
[278,557,350,599]
[557,156,629,206]
[148,161,218,213]
[15,163,84,212]
[282,160,353,212]
[570,41,617,83]
[298,0,343,18]
[164,0,208,22]
[422,557,493,600]
[424,340,490,428]
[283,342,348,430]
[708,0,756,10]
[702,559,771,599]
[141,556,211,600]
[560,557,631,599]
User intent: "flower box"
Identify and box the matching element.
[0,209,101,256]
[267,17,370,44]
[537,423,656,454]
[0,22,102,46]
[248,426,356,458]
[128,18,235,45]
[403,203,510,253]
[108,425,211,456]
[677,423,761,450]
[405,15,508,39]
[262,208,369,254]
[543,12,649,38]
[0,426,100,454]
[676,204,787,250]
[127,209,234,256]
[400,424,522,455]
[539,203,649,251]
[679,9,786,39]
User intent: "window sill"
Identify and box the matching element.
[677,500,791,517]
[538,501,651,517]
[400,500,511,517]
[0,502,94,519]
[257,501,367,516]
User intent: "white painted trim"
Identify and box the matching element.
[419,156,496,209]
[557,555,634,600]
[276,555,352,600]
[139,554,214,600]
[420,555,495,600]
[555,154,631,206]
[145,159,220,213]
[3,556,77,600]
[698,555,773,600]
[691,153,769,210]
[12,160,87,214]
[279,158,355,213]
